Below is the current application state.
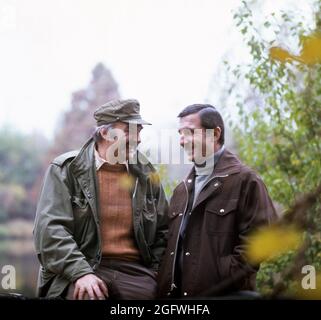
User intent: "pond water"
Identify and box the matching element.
[0,238,39,297]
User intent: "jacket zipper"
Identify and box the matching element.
[84,174,102,271]
[169,180,189,292]
[133,177,138,198]
[93,206,102,270]
[169,173,229,292]
[132,177,139,240]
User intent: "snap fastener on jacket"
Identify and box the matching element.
[185,252,190,256]
[214,182,219,187]
[183,292,188,296]
[178,213,183,216]
[170,251,174,255]
[220,209,225,213]
[187,179,192,183]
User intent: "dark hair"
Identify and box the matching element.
[177,104,225,145]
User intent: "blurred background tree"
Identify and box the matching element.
[0,128,47,223]
[46,63,119,159]
[222,0,321,297]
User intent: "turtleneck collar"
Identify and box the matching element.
[194,145,225,176]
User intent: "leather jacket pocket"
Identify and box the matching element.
[72,195,91,244]
[72,196,89,217]
[142,195,157,245]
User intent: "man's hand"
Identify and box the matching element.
[73,274,108,300]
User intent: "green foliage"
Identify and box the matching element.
[229,0,321,295]
[154,164,179,200]
[257,251,296,296]
[0,127,47,221]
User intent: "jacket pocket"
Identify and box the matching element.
[72,195,91,244]
[142,195,158,245]
[143,196,157,218]
[142,209,157,246]
[205,198,238,234]
[72,195,89,217]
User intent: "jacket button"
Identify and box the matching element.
[183,292,188,296]
[220,209,225,213]
[187,179,192,183]
[178,213,183,216]
[214,182,219,187]
[167,292,171,296]
[170,251,174,255]
[185,252,190,256]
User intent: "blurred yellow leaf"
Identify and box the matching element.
[269,33,321,65]
[269,46,294,63]
[246,225,303,264]
[298,34,321,65]
[119,174,135,191]
[149,172,160,185]
[158,165,167,178]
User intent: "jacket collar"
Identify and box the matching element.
[70,138,95,177]
[180,148,242,210]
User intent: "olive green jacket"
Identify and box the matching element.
[33,138,169,298]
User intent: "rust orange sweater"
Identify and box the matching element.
[97,163,140,261]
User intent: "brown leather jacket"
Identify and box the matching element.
[157,149,277,298]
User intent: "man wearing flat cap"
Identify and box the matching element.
[34,99,169,299]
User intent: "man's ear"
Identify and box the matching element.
[100,127,116,142]
[99,127,108,141]
[214,127,221,144]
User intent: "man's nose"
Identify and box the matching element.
[136,134,141,145]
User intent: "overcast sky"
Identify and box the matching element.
[0,0,314,139]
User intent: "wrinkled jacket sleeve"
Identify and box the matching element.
[150,181,169,271]
[217,171,278,286]
[33,164,94,282]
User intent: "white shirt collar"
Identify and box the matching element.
[94,148,129,172]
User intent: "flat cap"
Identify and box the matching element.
[94,99,151,126]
